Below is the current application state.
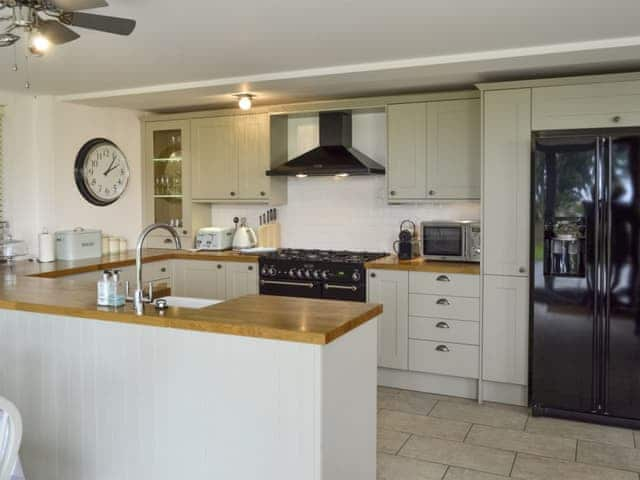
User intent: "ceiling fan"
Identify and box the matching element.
[0,0,135,55]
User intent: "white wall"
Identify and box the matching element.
[212,112,480,251]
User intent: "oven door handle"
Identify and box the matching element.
[324,284,358,292]
[260,280,315,288]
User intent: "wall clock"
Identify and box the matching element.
[74,138,130,206]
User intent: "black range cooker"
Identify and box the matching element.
[259,249,388,302]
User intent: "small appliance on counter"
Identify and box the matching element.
[0,222,27,264]
[55,228,102,261]
[421,220,480,262]
[195,226,234,251]
[232,217,257,250]
[393,220,421,260]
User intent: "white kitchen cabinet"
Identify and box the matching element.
[482,275,529,386]
[482,88,531,277]
[387,103,427,200]
[225,262,259,298]
[426,99,480,199]
[367,269,409,370]
[191,116,238,200]
[532,80,640,130]
[237,113,270,200]
[172,259,227,300]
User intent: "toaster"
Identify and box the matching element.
[195,227,234,251]
[55,228,102,260]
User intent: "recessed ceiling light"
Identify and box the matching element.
[335,173,350,178]
[233,93,255,111]
[295,173,308,178]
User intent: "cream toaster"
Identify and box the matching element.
[195,226,234,251]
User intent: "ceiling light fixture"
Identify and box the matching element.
[0,33,19,47]
[234,93,255,111]
[28,29,50,55]
[295,173,308,178]
[335,173,350,178]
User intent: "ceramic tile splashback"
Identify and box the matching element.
[211,176,479,251]
[210,111,480,252]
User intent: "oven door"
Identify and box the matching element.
[322,282,366,302]
[259,279,323,298]
[422,224,465,261]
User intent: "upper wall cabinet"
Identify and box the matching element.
[191,113,287,204]
[387,98,480,202]
[532,80,640,131]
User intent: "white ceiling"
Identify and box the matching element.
[2,0,640,111]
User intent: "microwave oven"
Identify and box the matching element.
[421,221,480,262]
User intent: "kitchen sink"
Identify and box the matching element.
[155,296,223,309]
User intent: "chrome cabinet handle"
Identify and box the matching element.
[260,280,314,288]
[436,298,450,306]
[436,275,450,282]
[435,345,450,353]
[436,321,450,329]
[325,284,357,292]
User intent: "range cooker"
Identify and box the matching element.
[259,249,388,302]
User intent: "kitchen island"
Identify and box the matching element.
[0,252,381,480]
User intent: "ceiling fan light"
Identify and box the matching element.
[29,30,51,55]
[0,33,20,47]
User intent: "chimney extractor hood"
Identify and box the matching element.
[266,111,385,177]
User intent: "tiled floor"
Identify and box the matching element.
[377,386,640,480]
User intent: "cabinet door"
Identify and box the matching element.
[191,116,238,200]
[387,103,427,200]
[426,99,480,199]
[225,262,258,299]
[172,260,227,300]
[482,275,529,385]
[367,269,409,370]
[483,89,531,277]
[237,114,270,200]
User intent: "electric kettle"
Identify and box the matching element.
[232,217,258,250]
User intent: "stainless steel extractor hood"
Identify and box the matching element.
[266,111,385,177]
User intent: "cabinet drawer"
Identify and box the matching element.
[409,272,479,297]
[409,339,479,379]
[143,261,171,282]
[409,294,479,321]
[409,317,479,345]
[532,80,640,130]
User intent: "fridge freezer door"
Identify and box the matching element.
[531,135,600,413]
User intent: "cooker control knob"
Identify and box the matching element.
[352,270,361,282]
[313,270,321,279]
[288,268,297,278]
[268,266,277,277]
[304,269,312,279]
[297,269,305,279]
[261,266,268,276]
[321,270,330,280]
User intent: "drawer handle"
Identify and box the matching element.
[436,321,450,329]
[435,344,450,353]
[436,275,450,282]
[436,298,450,306]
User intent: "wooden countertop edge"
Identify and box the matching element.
[364,255,480,275]
[31,251,260,279]
[0,298,382,345]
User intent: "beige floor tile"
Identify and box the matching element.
[378,428,410,454]
[377,453,447,480]
[525,416,635,447]
[379,409,471,442]
[578,439,640,473]
[378,387,440,415]
[399,435,515,476]
[444,467,510,480]
[511,452,638,480]
[429,400,528,430]
[465,424,576,460]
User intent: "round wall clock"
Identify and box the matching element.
[74,138,130,206]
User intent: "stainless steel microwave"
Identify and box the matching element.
[421,221,481,262]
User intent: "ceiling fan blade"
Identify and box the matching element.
[64,11,135,35]
[52,0,109,11]
[39,20,80,45]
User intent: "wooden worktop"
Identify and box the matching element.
[365,255,480,275]
[0,250,381,345]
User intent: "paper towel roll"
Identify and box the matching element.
[38,230,56,263]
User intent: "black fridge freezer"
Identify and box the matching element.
[531,130,640,427]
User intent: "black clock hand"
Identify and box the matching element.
[104,163,120,176]
[103,158,116,176]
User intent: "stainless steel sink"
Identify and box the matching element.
[155,296,223,309]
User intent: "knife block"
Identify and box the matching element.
[258,223,281,248]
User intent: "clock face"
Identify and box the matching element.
[75,139,130,206]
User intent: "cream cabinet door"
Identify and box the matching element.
[387,103,427,200]
[172,260,227,300]
[367,269,409,370]
[483,89,531,277]
[482,275,529,386]
[225,262,259,299]
[191,116,238,200]
[237,114,270,200]
[426,99,480,199]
